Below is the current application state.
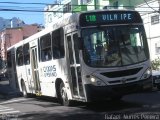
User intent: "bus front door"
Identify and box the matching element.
[66,33,84,99]
[30,47,41,95]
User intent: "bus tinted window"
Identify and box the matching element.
[82,25,148,67]
[52,28,65,59]
[16,46,23,66]
[7,51,12,68]
[40,34,52,62]
[23,43,30,65]
[73,33,79,64]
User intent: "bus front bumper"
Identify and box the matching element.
[84,76,152,102]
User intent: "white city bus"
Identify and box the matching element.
[7,9,152,106]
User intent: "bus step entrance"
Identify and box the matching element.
[35,91,42,96]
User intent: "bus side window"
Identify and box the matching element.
[40,34,52,62]
[16,46,23,66]
[23,43,30,65]
[52,28,64,59]
[7,51,12,68]
[53,45,60,58]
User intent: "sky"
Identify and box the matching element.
[0,0,56,25]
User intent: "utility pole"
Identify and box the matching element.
[94,0,97,10]
[159,0,160,13]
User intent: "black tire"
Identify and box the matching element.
[111,96,122,102]
[157,85,160,90]
[21,81,28,98]
[59,82,72,106]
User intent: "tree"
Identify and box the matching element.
[151,57,160,70]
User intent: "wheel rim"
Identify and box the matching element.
[60,84,68,103]
[23,90,27,96]
[22,84,27,96]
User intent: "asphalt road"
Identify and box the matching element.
[0,90,160,120]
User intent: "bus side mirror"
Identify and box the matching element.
[78,37,83,50]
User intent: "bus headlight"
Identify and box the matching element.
[141,68,152,80]
[90,77,96,83]
[90,76,106,86]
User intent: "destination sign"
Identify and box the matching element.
[79,11,142,27]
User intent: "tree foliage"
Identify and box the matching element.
[151,57,160,70]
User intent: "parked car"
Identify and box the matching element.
[152,70,160,89]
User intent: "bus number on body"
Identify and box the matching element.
[41,65,57,77]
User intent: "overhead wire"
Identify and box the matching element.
[143,0,158,13]
[0,2,51,5]
[0,2,158,13]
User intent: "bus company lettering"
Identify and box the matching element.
[102,13,132,21]
[42,65,57,77]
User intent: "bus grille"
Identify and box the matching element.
[101,67,142,78]
[108,77,137,84]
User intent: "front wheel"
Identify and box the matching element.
[59,82,72,106]
[111,95,122,102]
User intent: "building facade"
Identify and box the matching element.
[109,0,151,9]
[135,0,160,61]
[44,0,109,27]
[0,24,40,61]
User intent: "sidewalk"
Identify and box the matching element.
[0,79,21,99]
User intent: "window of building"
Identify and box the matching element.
[53,11,57,17]
[23,43,30,65]
[57,8,62,18]
[82,0,92,4]
[40,34,52,62]
[80,0,83,4]
[87,0,92,3]
[52,28,64,59]
[48,14,53,23]
[151,15,159,25]
[155,42,160,54]
[16,46,23,66]
[113,1,118,9]
[63,2,71,13]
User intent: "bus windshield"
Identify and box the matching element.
[82,25,149,67]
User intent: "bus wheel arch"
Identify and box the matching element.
[21,79,28,98]
[55,78,72,106]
